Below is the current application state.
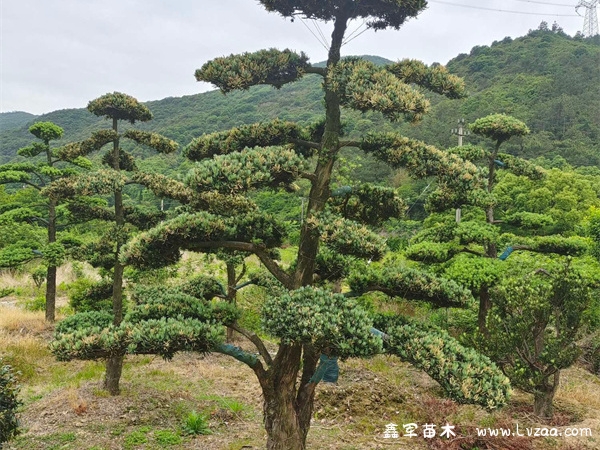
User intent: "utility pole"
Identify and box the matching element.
[451,119,470,223]
[577,0,599,37]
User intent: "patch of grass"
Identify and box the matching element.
[29,432,78,450]
[110,423,127,436]
[154,429,182,446]
[123,428,149,449]
[23,295,45,312]
[73,361,105,385]
[226,438,254,450]
[218,397,246,414]
[0,305,48,333]
[0,331,50,381]
[181,410,211,435]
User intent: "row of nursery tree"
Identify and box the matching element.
[2,1,600,449]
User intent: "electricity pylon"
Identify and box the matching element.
[577,0,599,37]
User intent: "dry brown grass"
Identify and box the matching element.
[0,306,49,333]
[0,270,33,291]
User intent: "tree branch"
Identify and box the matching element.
[23,181,42,191]
[338,140,361,149]
[300,172,317,183]
[289,138,321,150]
[459,247,485,257]
[305,66,326,76]
[190,241,293,289]
[230,324,273,366]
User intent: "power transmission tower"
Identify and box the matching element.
[451,119,470,223]
[577,0,599,37]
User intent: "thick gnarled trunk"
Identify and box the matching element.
[534,369,560,419]
[104,353,124,396]
[261,345,317,450]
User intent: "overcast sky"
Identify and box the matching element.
[0,0,586,115]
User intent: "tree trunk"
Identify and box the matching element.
[45,266,57,322]
[478,284,491,336]
[534,371,560,419]
[104,354,124,396]
[226,261,237,342]
[293,12,347,289]
[45,199,57,322]
[105,116,125,395]
[261,344,315,450]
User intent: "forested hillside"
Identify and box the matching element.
[1,27,598,169]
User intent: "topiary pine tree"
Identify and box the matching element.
[0,358,21,445]
[51,4,512,449]
[485,256,593,418]
[43,92,179,395]
[0,121,91,322]
[405,113,588,334]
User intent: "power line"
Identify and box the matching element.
[342,25,371,46]
[508,0,576,6]
[429,0,581,16]
[299,17,330,51]
[342,20,367,45]
[311,19,329,47]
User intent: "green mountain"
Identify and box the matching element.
[1,29,598,168]
[0,111,38,132]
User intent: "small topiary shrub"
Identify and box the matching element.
[0,359,22,444]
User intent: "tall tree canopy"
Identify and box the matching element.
[52,3,511,449]
[0,121,91,321]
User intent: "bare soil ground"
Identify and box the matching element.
[2,305,599,450]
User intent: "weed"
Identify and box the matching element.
[154,429,182,446]
[181,410,211,435]
[123,429,148,449]
[218,397,246,414]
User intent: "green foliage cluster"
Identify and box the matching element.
[185,146,308,193]
[258,0,427,30]
[262,286,382,359]
[185,119,309,161]
[386,59,466,99]
[328,184,406,226]
[55,310,113,334]
[122,211,286,269]
[195,48,310,92]
[485,259,592,404]
[181,410,211,435]
[127,285,238,325]
[443,254,504,292]
[359,132,480,208]
[404,241,461,263]
[123,130,178,154]
[470,113,530,144]
[494,169,600,233]
[56,130,119,160]
[0,359,21,444]
[43,169,128,200]
[374,315,511,409]
[309,212,387,260]
[51,317,223,361]
[328,58,429,123]
[87,92,152,123]
[67,278,113,312]
[348,262,472,308]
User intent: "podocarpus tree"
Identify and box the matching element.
[0,122,90,321]
[485,256,593,418]
[405,113,588,334]
[44,92,178,395]
[51,3,512,449]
